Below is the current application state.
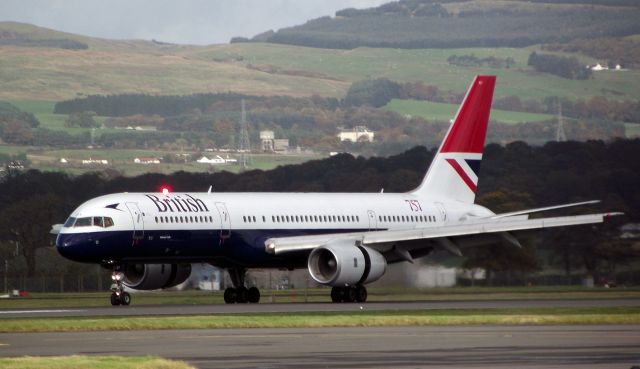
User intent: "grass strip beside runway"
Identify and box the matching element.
[1,307,638,333]
[0,355,194,369]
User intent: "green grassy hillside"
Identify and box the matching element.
[385,100,555,124]
[2,22,639,104]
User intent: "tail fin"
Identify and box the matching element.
[411,75,495,203]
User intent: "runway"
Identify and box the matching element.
[1,298,639,318]
[1,325,639,368]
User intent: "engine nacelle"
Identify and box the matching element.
[308,241,386,286]
[123,263,192,290]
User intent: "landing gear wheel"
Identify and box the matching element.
[109,265,127,306]
[344,286,357,303]
[224,288,237,304]
[331,287,344,303]
[236,287,249,303]
[355,285,367,303]
[121,292,131,306]
[110,292,121,306]
[248,287,261,303]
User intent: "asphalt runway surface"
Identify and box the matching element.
[1,325,639,368]
[1,298,640,318]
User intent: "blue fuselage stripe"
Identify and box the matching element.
[56,228,373,268]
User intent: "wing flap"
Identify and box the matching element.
[265,212,621,255]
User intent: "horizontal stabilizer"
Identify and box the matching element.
[491,200,601,219]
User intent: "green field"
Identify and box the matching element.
[1,307,638,333]
[188,43,640,101]
[0,356,193,369]
[385,99,554,124]
[2,23,640,102]
[1,288,638,333]
[625,123,640,138]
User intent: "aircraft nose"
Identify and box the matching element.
[56,233,95,262]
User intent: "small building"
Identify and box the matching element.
[7,160,24,170]
[134,157,161,164]
[59,158,68,164]
[591,63,608,71]
[338,126,375,143]
[81,158,108,165]
[260,130,275,152]
[196,155,236,164]
[273,139,290,152]
[260,130,290,152]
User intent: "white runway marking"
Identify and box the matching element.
[0,309,85,315]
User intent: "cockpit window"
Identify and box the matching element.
[71,216,115,228]
[93,217,104,227]
[74,217,92,227]
[64,217,76,227]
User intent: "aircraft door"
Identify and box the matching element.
[435,202,447,223]
[367,210,377,231]
[215,202,231,241]
[125,202,145,245]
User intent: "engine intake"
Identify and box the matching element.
[308,241,386,286]
[123,263,192,290]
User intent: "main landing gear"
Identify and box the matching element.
[223,268,260,304]
[331,285,368,303]
[109,266,131,306]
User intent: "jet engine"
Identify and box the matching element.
[123,263,192,290]
[307,241,386,286]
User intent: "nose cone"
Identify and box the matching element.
[56,233,98,263]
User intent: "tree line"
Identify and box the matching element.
[1,139,639,284]
[527,52,592,80]
[544,37,640,68]
[239,0,640,49]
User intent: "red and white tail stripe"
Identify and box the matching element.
[411,75,495,203]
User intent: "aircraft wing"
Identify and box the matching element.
[264,212,622,256]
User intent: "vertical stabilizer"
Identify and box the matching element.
[411,75,495,203]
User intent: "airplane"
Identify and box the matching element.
[54,75,620,305]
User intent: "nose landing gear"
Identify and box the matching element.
[109,266,131,306]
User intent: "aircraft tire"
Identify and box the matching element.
[236,287,249,303]
[330,287,343,302]
[121,292,131,306]
[110,293,121,306]
[224,288,237,304]
[248,287,260,303]
[355,285,367,303]
[344,287,357,303]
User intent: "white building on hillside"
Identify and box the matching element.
[196,155,237,164]
[338,126,375,143]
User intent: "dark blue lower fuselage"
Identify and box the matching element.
[56,227,366,269]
